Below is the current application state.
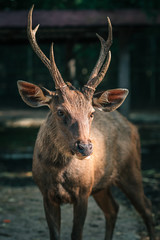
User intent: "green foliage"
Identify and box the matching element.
[1,0,160,10]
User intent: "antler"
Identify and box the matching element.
[27,5,67,90]
[83,17,112,96]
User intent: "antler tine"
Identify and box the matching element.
[50,43,67,89]
[27,5,51,70]
[88,51,111,89]
[83,17,112,96]
[27,5,66,90]
[88,17,112,81]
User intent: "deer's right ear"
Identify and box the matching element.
[17,80,53,108]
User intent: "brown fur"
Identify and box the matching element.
[17,7,154,239]
[28,89,154,240]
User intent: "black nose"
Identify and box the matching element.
[75,140,93,156]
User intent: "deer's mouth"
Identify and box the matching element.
[76,154,91,160]
[71,151,92,160]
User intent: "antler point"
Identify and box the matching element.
[33,24,40,33]
[29,5,34,14]
[107,16,111,25]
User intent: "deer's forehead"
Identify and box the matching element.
[60,91,93,113]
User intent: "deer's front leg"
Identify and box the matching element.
[43,197,61,240]
[71,197,88,240]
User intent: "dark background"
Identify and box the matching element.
[0,0,160,112]
[0,1,160,239]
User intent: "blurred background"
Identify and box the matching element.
[0,0,160,239]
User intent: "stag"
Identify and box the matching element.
[17,6,155,240]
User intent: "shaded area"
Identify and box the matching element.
[0,1,160,239]
[0,110,160,239]
[0,148,160,239]
[0,172,159,240]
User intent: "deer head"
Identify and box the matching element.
[17,5,128,160]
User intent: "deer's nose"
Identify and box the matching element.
[75,140,93,156]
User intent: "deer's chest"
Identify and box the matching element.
[47,161,93,204]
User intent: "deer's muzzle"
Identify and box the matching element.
[73,140,93,159]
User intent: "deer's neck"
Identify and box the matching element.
[36,111,71,167]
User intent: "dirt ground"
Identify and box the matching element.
[0,185,140,240]
[0,177,159,240]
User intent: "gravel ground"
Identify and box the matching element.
[0,183,145,240]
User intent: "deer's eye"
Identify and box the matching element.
[90,112,95,119]
[57,109,65,117]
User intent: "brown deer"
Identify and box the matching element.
[17,5,155,240]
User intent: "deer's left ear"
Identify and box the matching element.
[93,89,129,112]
